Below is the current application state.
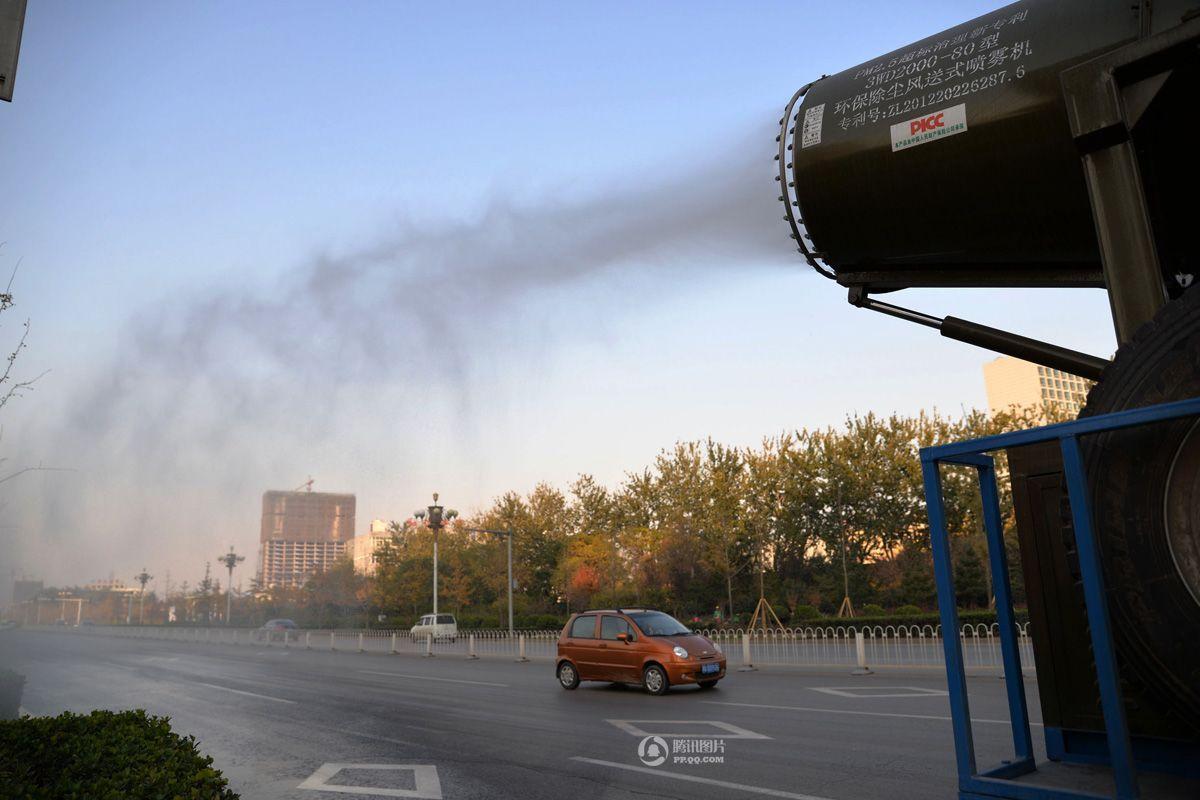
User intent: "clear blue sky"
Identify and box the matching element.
[0,1,1117,589]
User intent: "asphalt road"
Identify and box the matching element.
[3,629,1190,800]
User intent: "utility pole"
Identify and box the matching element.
[610,531,618,608]
[466,527,515,638]
[218,547,244,625]
[135,569,152,625]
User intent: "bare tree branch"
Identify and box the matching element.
[0,252,18,313]
[0,318,47,410]
[0,464,75,486]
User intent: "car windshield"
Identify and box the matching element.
[628,611,691,636]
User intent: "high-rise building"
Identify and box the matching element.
[352,519,393,576]
[983,356,1095,416]
[259,490,356,588]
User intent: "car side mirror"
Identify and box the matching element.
[617,632,630,643]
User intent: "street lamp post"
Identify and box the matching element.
[134,569,153,625]
[413,493,457,618]
[466,528,515,638]
[218,547,244,625]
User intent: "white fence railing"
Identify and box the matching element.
[695,623,1033,670]
[25,621,1032,671]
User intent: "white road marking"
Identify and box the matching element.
[571,757,835,800]
[810,686,948,698]
[358,670,508,688]
[326,727,419,747]
[298,763,442,798]
[703,700,1043,726]
[606,719,770,739]
[195,682,296,704]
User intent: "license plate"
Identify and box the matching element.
[701,662,720,675]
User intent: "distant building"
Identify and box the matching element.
[983,356,1095,416]
[352,519,393,576]
[84,578,139,595]
[259,490,356,588]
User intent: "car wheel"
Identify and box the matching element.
[558,661,580,690]
[643,664,669,696]
[698,680,719,689]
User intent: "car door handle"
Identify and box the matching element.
[598,643,608,648]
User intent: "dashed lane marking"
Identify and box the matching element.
[357,670,508,688]
[195,681,296,704]
[810,686,948,698]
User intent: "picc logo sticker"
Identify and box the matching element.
[890,103,968,152]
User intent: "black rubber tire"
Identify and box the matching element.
[557,661,580,690]
[643,664,669,696]
[1080,287,1200,734]
[698,680,719,689]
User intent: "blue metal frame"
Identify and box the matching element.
[920,396,1200,800]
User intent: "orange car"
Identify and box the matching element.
[555,609,727,695]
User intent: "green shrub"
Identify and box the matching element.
[0,669,23,720]
[860,604,886,617]
[791,604,822,620]
[894,604,923,616]
[519,614,567,630]
[0,709,239,799]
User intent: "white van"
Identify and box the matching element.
[410,613,457,642]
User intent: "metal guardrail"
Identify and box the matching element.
[698,623,1034,670]
[23,621,1032,670]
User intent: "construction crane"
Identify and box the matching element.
[294,476,314,493]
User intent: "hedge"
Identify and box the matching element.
[0,709,239,800]
[0,669,23,720]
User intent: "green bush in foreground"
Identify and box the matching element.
[0,709,239,800]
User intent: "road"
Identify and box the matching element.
[2,628,1183,800]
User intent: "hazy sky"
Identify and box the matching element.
[0,1,1116,592]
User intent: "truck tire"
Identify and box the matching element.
[1080,287,1200,733]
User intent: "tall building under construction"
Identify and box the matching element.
[259,490,356,588]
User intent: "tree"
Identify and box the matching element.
[565,564,600,609]
[0,253,56,488]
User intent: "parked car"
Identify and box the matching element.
[410,613,457,642]
[260,619,297,632]
[258,619,297,642]
[556,608,726,695]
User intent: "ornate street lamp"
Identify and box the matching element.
[218,547,244,625]
[413,493,457,617]
[134,569,153,625]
